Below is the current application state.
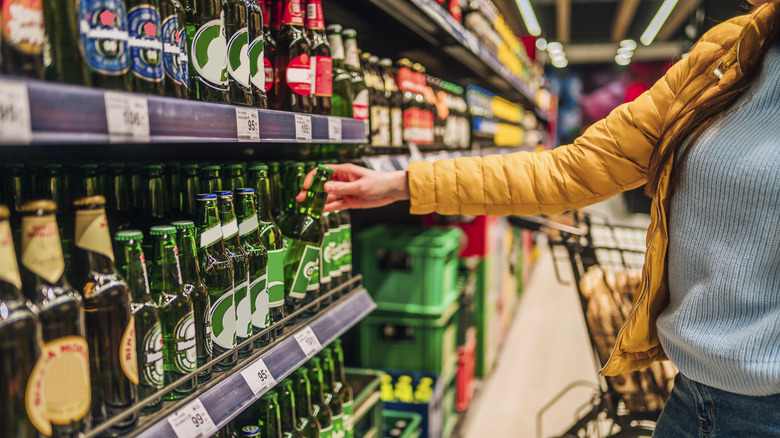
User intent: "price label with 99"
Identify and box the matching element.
[167,399,218,438]
[241,358,277,397]
[104,92,150,141]
[294,325,322,358]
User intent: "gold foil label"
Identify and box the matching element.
[21,215,65,284]
[120,316,139,384]
[75,209,115,262]
[0,220,22,289]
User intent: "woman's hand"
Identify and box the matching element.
[296,163,410,212]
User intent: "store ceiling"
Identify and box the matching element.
[491,0,754,63]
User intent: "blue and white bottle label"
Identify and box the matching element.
[128,5,163,82]
[160,13,182,84]
[178,28,189,88]
[79,0,130,74]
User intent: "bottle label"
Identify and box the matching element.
[161,13,183,84]
[239,214,259,236]
[222,218,238,240]
[342,400,354,435]
[74,208,115,262]
[343,224,352,273]
[179,27,189,88]
[391,107,403,146]
[263,57,273,92]
[191,18,228,87]
[1,0,44,54]
[209,286,237,349]
[234,279,251,338]
[250,273,269,329]
[281,0,303,26]
[204,311,213,356]
[120,316,140,384]
[227,27,250,87]
[306,252,319,292]
[248,35,265,91]
[128,5,164,82]
[323,232,338,282]
[287,240,320,299]
[267,248,285,307]
[314,55,332,97]
[285,53,312,96]
[370,105,383,146]
[199,224,222,248]
[320,424,334,438]
[319,229,331,285]
[352,89,369,120]
[0,220,22,289]
[304,0,323,29]
[332,413,345,438]
[174,312,197,372]
[26,336,91,435]
[141,321,164,387]
[79,0,130,74]
[379,106,391,146]
[21,215,64,284]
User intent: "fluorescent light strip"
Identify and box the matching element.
[515,0,542,36]
[640,0,678,46]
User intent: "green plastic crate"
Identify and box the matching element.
[359,301,459,374]
[346,368,386,438]
[469,252,503,377]
[357,225,461,314]
[383,410,423,438]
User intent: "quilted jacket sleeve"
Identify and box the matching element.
[408,57,693,216]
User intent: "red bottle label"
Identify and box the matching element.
[285,53,311,95]
[314,55,332,97]
[397,67,414,93]
[281,0,303,26]
[2,0,44,54]
[304,0,324,29]
[352,89,369,120]
[264,57,274,92]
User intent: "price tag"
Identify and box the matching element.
[294,326,322,358]
[327,117,342,142]
[104,92,150,141]
[294,114,312,142]
[241,358,277,396]
[0,80,32,143]
[167,399,218,438]
[236,108,260,141]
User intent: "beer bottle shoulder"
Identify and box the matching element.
[0,297,38,330]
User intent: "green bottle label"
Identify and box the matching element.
[323,230,338,282]
[332,413,344,438]
[192,18,228,87]
[250,273,269,329]
[234,278,251,338]
[227,27,249,87]
[209,286,237,349]
[341,225,352,274]
[141,322,164,387]
[306,251,320,293]
[268,248,285,307]
[174,312,197,372]
[285,237,320,299]
[320,423,333,438]
[320,229,331,285]
[248,34,264,90]
[342,400,354,437]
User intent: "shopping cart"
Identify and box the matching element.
[508,213,674,438]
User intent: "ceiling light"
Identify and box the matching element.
[515,0,542,36]
[551,57,568,68]
[547,42,563,54]
[536,38,547,51]
[619,39,637,50]
[617,48,634,57]
[640,0,679,46]
[615,54,631,66]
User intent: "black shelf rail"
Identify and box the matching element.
[84,276,375,438]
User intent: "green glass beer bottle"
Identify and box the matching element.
[113,230,164,415]
[20,200,91,436]
[248,165,284,339]
[281,162,306,223]
[148,225,198,400]
[277,379,305,437]
[180,164,201,219]
[235,189,270,346]
[172,221,213,383]
[195,193,237,370]
[135,164,168,236]
[105,163,134,231]
[319,348,344,438]
[42,0,89,84]
[185,0,229,102]
[160,0,188,98]
[307,357,334,438]
[260,390,284,438]
[292,368,325,438]
[201,165,224,193]
[342,29,368,133]
[274,0,311,112]
[0,0,44,78]
[267,162,284,222]
[225,0,253,106]
[127,0,165,94]
[263,0,278,109]
[71,196,137,433]
[325,25,352,118]
[79,0,132,90]
[224,164,247,192]
[248,0,268,108]
[279,165,332,318]
[0,205,43,438]
[331,339,354,438]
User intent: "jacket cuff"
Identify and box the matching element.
[408,160,436,214]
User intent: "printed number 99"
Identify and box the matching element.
[191,413,204,427]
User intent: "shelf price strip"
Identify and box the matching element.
[327,117,342,142]
[294,326,322,358]
[241,358,277,397]
[167,398,218,438]
[236,108,260,141]
[0,80,32,143]
[104,92,150,141]
[294,114,313,142]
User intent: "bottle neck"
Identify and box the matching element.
[344,38,360,71]
[151,237,183,297]
[327,33,345,61]
[20,213,67,289]
[304,0,324,30]
[40,174,68,215]
[182,175,200,217]
[293,377,314,419]
[254,177,275,222]
[299,176,328,220]
[176,231,202,285]
[74,207,117,275]
[334,347,347,382]
[143,174,166,219]
[321,358,336,393]
[309,367,327,404]
[218,201,240,248]
[278,387,298,429]
[280,0,303,27]
[285,169,305,215]
[0,219,23,301]
[117,242,152,303]
[111,173,133,213]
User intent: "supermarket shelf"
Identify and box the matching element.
[0,75,368,146]
[362,145,535,171]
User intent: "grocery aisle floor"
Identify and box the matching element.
[460,196,651,438]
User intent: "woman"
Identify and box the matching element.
[302,1,780,435]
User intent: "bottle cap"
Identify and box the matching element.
[142,164,164,171]
[150,225,177,235]
[114,230,144,242]
[293,367,309,377]
[196,193,218,201]
[260,390,278,400]
[236,188,255,194]
[326,24,342,33]
[342,28,356,38]
[182,163,199,171]
[73,195,107,207]
[241,425,260,437]
[249,163,268,172]
[279,378,293,387]
[317,164,335,175]
[0,205,9,220]
[320,347,333,356]
[19,200,58,213]
[225,164,244,171]
[216,190,234,197]
[369,55,379,63]
[379,58,393,67]
[202,165,221,172]
[171,221,196,230]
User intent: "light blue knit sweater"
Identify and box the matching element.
[658,43,780,396]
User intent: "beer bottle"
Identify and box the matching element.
[262,0,278,109]
[234,188,270,346]
[172,221,213,383]
[260,390,283,438]
[42,0,89,84]
[281,161,305,222]
[164,162,182,217]
[201,165,224,193]
[185,0,229,103]
[195,193,237,370]
[104,163,133,231]
[127,0,165,94]
[248,165,284,340]
[20,200,91,436]
[113,230,164,415]
[319,210,340,298]
[305,0,331,116]
[225,0,253,106]
[277,379,306,438]
[319,348,344,438]
[217,191,252,357]
[247,0,268,108]
[342,29,367,129]
[180,164,201,218]
[366,55,390,147]
[224,163,247,192]
[331,339,353,438]
[379,58,403,148]
[325,25,352,118]
[279,165,332,318]
[79,0,132,90]
[0,0,44,78]
[269,0,281,43]
[337,210,351,286]
[291,368,325,438]
[160,0,187,97]
[267,161,284,222]
[414,63,434,145]
[135,164,167,238]
[275,0,311,112]
[71,196,137,432]
[307,357,334,438]
[148,225,198,399]
[0,205,42,438]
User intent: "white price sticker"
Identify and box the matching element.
[0,80,32,143]
[167,399,218,438]
[236,108,260,141]
[295,114,312,142]
[294,326,322,358]
[241,358,277,396]
[104,92,150,141]
[327,117,342,142]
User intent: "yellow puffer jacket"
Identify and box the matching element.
[407,4,778,376]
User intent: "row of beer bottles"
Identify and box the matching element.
[223,344,355,438]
